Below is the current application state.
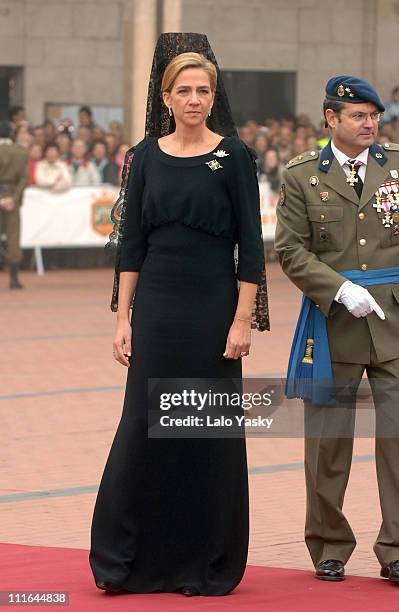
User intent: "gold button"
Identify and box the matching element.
[361,264,368,271]
[320,214,325,221]
[358,212,365,220]
[359,238,367,246]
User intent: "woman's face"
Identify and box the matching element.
[163,68,215,129]
[264,149,278,170]
[29,144,43,161]
[46,146,59,164]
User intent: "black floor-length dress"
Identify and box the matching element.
[89,135,264,595]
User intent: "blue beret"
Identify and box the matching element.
[325,75,385,112]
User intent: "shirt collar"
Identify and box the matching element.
[0,138,13,146]
[331,139,369,167]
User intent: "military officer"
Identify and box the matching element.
[0,120,28,289]
[275,76,399,583]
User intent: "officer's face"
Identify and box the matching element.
[326,102,379,151]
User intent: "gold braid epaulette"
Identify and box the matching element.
[285,149,320,169]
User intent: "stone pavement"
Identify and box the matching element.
[0,263,382,580]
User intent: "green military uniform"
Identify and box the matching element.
[275,140,399,569]
[0,139,28,265]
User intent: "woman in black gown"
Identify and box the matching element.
[89,33,269,597]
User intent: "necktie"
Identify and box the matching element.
[346,159,363,199]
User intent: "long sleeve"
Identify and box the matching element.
[35,161,56,188]
[54,161,72,192]
[88,162,101,185]
[230,141,264,284]
[14,149,28,207]
[274,167,345,316]
[118,140,148,272]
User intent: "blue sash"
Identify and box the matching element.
[286,267,399,406]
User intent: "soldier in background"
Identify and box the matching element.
[0,120,28,289]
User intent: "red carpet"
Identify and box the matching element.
[1,543,398,611]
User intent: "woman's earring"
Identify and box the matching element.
[208,108,212,117]
[168,107,173,117]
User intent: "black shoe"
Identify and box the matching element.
[9,264,23,289]
[181,586,200,597]
[96,581,124,593]
[315,559,345,581]
[380,560,399,583]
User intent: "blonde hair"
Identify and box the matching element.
[161,52,217,93]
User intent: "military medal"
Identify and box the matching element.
[309,176,319,187]
[374,181,399,228]
[383,212,393,227]
[346,165,359,187]
[320,191,329,202]
[390,170,398,179]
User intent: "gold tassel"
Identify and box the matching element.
[302,339,314,364]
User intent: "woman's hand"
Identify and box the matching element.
[223,318,251,360]
[113,318,132,367]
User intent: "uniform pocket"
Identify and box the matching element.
[307,205,344,252]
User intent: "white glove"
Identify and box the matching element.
[335,281,385,320]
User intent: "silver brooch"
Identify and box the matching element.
[206,159,223,171]
[213,149,229,158]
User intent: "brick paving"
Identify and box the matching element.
[0,263,383,580]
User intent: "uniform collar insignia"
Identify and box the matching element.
[318,140,335,173]
[369,143,387,167]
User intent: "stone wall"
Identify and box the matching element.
[1,0,398,128]
[0,0,127,124]
[181,0,381,123]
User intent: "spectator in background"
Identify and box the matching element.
[43,120,57,146]
[262,148,281,192]
[79,105,96,131]
[76,126,92,148]
[28,143,43,185]
[55,132,72,162]
[238,124,253,147]
[9,106,26,137]
[253,134,268,174]
[36,143,72,193]
[68,138,100,186]
[92,126,106,141]
[90,140,109,180]
[104,133,119,162]
[114,143,130,183]
[382,85,399,123]
[32,126,46,149]
[276,125,293,164]
[306,134,318,151]
[291,136,307,157]
[15,124,33,149]
[108,120,124,145]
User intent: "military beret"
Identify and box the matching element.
[325,75,385,112]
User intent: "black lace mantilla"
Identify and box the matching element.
[106,32,269,332]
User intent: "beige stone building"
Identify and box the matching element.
[0,0,398,142]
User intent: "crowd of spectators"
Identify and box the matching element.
[10,89,399,200]
[10,105,129,193]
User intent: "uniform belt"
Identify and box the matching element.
[286,266,399,406]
